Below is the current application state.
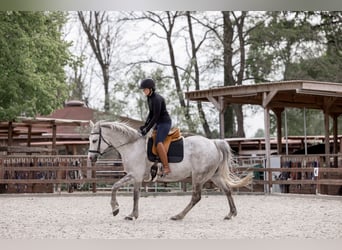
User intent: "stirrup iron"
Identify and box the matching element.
[150,163,158,182]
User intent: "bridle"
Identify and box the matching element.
[88,126,113,156]
[88,126,137,156]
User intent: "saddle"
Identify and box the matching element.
[147,127,184,163]
[151,127,182,155]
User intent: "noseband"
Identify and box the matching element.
[88,127,113,156]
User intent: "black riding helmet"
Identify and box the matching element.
[139,78,155,91]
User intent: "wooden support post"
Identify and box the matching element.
[219,97,225,139]
[324,111,330,167]
[273,108,284,155]
[208,96,226,139]
[52,121,57,155]
[263,92,271,193]
[333,114,338,167]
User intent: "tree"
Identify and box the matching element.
[123,11,202,132]
[0,11,71,120]
[247,11,342,136]
[184,11,212,137]
[77,11,123,112]
[223,11,248,137]
[247,12,314,82]
[201,11,250,137]
[254,128,265,137]
[286,11,342,82]
[118,65,172,122]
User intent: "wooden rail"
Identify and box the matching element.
[1,154,342,195]
[0,155,126,193]
[236,154,342,195]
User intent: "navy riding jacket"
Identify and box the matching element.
[143,91,171,133]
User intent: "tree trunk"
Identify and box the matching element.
[186,11,212,138]
[164,11,193,130]
[222,11,246,137]
[222,11,236,137]
[78,11,115,112]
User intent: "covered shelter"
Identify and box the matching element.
[0,118,90,155]
[0,100,144,155]
[185,80,342,169]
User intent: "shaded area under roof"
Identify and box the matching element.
[185,80,342,170]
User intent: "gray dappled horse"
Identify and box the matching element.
[88,121,252,220]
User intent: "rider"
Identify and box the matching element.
[139,78,172,175]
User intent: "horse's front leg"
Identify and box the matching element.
[125,181,142,220]
[110,173,135,217]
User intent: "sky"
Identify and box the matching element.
[244,106,264,137]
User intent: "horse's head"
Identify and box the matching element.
[87,121,142,162]
[87,122,113,162]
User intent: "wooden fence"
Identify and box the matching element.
[1,154,342,195]
[0,155,115,193]
[235,154,342,195]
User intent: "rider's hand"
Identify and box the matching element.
[139,126,147,136]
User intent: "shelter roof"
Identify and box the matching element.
[36,100,96,134]
[185,80,342,114]
[43,101,95,122]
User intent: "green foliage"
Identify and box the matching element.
[0,11,71,120]
[247,11,321,83]
[247,11,342,136]
[282,109,325,136]
[110,66,174,123]
[254,128,265,138]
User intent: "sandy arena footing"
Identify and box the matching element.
[0,193,341,239]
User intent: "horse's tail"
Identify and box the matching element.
[214,139,253,188]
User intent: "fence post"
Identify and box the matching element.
[92,168,96,193]
[181,181,187,192]
[316,166,321,195]
[0,157,3,183]
[57,164,62,194]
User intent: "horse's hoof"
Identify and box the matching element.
[144,176,152,182]
[170,215,182,221]
[224,212,237,220]
[124,216,134,220]
[112,208,119,216]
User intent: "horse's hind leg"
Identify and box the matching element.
[211,176,237,220]
[170,183,202,220]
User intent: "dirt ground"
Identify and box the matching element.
[0,193,341,239]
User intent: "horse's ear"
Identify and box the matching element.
[89,120,94,128]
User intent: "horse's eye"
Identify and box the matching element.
[92,139,97,144]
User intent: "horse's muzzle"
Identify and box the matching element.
[88,153,98,162]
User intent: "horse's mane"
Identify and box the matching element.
[117,117,144,130]
[98,121,140,140]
